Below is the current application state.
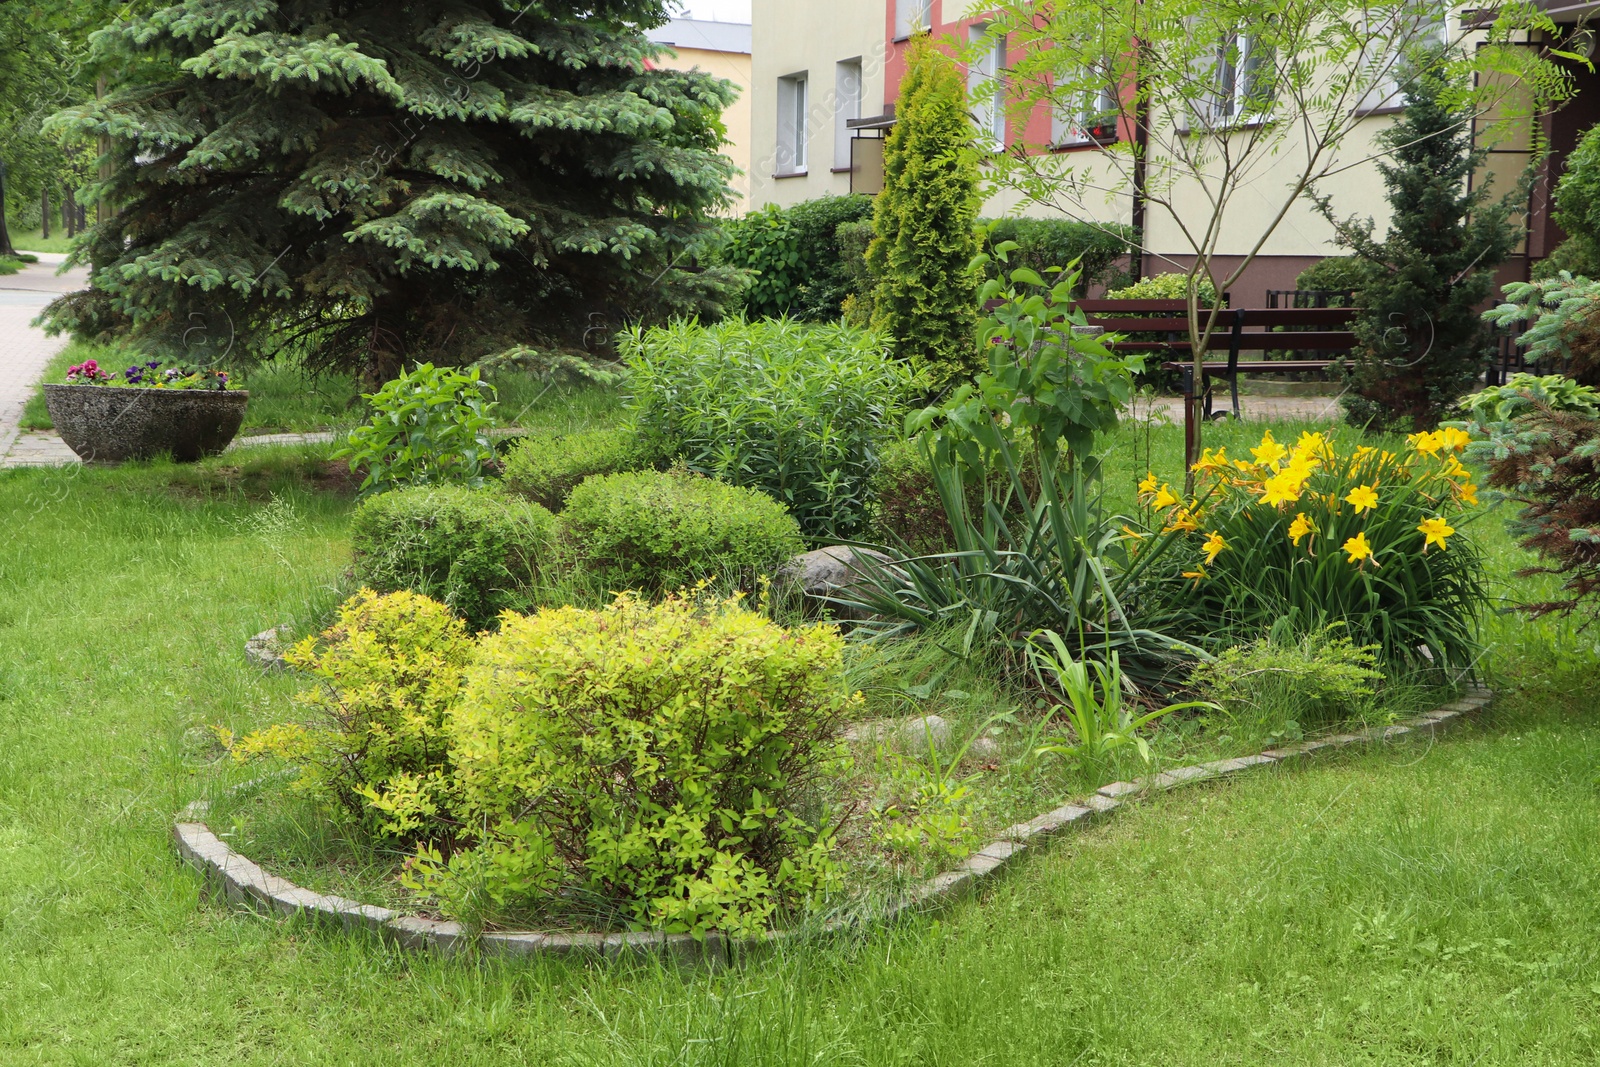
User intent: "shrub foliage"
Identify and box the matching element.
[335,364,498,496]
[622,318,912,538]
[350,485,553,630]
[409,592,855,936]
[722,196,874,320]
[558,468,805,595]
[501,426,647,511]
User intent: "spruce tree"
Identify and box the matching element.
[867,35,981,394]
[1319,61,1519,429]
[42,1,740,380]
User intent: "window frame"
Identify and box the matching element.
[776,72,809,176]
[968,23,1007,151]
[834,58,863,171]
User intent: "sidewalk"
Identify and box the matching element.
[0,252,88,464]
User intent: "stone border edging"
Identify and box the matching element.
[173,686,1492,962]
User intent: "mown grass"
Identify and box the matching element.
[2,407,1597,1064]
[7,227,75,254]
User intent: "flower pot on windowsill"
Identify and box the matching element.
[43,384,249,463]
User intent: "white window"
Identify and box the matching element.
[777,72,808,174]
[1052,70,1118,146]
[1358,3,1452,113]
[969,25,1007,150]
[1208,33,1273,124]
[894,0,933,40]
[835,59,863,170]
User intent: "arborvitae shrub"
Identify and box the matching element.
[350,486,553,630]
[558,468,805,595]
[501,426,649,511]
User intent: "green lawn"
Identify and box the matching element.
[7,226,75,254]
[1,414,1596,1064]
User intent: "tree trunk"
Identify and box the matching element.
[0,159,16,258]
[64,188,76,238]
[97,77,111,227]
[40,187,49,240]
[77,201,87,233]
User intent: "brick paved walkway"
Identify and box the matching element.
[0,253,88,465]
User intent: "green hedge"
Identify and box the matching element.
[721,196,874,321]
[558,468,806,595]
[501,426,647,511]
[350,485,554,630]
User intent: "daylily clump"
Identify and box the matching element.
[1134,427,1486,671]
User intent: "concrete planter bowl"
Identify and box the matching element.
[44,384,249,463]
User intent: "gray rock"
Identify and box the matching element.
[968,736,1001,761]
[44,383,248,463]
[898,714,952,751]
[245,625,293,672]
[774,545,899,620]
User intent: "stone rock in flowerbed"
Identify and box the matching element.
[44,383,247,463]
[897,714,953,751]
[775,545,900,620]
[244,626,293,672]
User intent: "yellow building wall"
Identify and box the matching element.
[654,45,753,214]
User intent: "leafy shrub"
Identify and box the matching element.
[1105,271,1220,306]
[1293,256,1372,301]
[1188,625,1384,737]
[410,592,856,936]
[501,425,647,511]
[867,35,983,392]
[836,218,876,328]
[1540,122,1600,280]
[1479,407,1600,617]
[336,363,498,495]
[869,438,953,555]
[721,195,874,320]
[1148,428,1487,672]
[558,468,805,595]
[981,218,1133,293]
[350,485,553,629]
[228,590,473,840]
[621,318,912,539]
[1482,273,1600,385]
[1458,372,1600,433]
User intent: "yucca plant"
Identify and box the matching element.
[1143,427,1488,675]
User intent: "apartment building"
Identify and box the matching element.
[750,0,1600,304]
[646,16,755,213]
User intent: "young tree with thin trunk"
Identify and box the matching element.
[977,0,1575,465]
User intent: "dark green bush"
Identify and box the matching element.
[558,468,806,594]
[501,426,648,511]
[621,318,913,539]
[350,485,554,629]
[981,218,1133,293]
[1293,256,1372,301]
[722,195,873,320]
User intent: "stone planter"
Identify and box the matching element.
[44,384,248,463]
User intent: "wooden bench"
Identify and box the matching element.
[1068,299,1361,462]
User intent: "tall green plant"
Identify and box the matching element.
[335,364,498,496]
[867,36,982,393]
[1317,62,1521,429]
[1541,122,1600,279]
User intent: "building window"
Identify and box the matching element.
[1208,33,1273,124]
[1358,3,1451,113]
[969,25,1006,150]
[777,72,808,175]
[894,0,933,41]
[1052,70,1118,146]
[835,59,863,170]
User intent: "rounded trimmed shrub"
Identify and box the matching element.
[502,425,646,511]
[350,485,554,630]
[558,468,805,594]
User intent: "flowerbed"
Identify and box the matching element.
[66,357,232,390]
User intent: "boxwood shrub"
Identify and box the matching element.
[501,425,647,511]
[558,468,805,595]
[350,485,554,630]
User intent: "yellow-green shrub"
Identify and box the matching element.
[1139,427,1486,671]
[229,590,473,839]
[408,592,858,936]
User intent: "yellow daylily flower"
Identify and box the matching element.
[1182,568,1208,586]
[1438,426,1472,452]
[1121,524,1146,541]
[1418,515,1455,552]
[1251,430,1287,468]
[1190,447,1231,473]
[1343,531,1376,565]
[1440,454,1471,482]
[1456,480,1479,507]
[1288,513,1317,546]
[1201,530,1228,565]
[1408,430,1444,457]
[1151,484,1180,510]
[1261,468,1310,507]
[1138,471,1160,496]
[1164,506,1201,533]
[1345,484,1379,514]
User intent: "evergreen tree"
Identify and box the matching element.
[867,35,981,394]
[42,1,740,379]
[1319,61,1520,429]
[1541,121,1600,279]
